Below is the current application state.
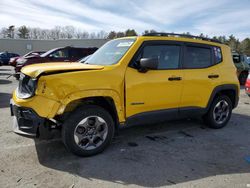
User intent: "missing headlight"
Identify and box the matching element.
[16,74,37,99]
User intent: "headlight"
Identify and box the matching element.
[16,58,27,66]
[16,74,37,99]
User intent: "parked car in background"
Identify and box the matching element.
[246,56,250,65]
[232,52,250,85]
[0,52,19,65]
[78,54,92,63]
[245,73,250,96]
[14,46,98,79]
[9,51,45,67]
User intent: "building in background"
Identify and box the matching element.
[0,39,108,55]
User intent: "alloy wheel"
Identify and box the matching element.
[74,116,108,150]
[212,100,230,124]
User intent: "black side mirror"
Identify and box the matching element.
[139,58,159,72]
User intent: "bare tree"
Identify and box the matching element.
[0,27,9,38]
[7,25,15,38]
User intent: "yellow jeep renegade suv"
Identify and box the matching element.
[10,33,239,156]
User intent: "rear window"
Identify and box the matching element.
[184,46,211,68]
[213,47,222,64]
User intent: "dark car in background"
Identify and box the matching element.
[9,51,45,67]
[0,52,19,65]
[14,46,98,79]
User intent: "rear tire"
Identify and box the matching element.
[62,105,115,157]
[203,95,232,129]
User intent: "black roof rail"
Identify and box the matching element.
[142,32,222,44]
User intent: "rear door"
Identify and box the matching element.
[180,43,222,112]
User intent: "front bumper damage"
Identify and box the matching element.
[10,99,45,137]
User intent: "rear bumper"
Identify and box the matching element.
[10,99,45,137]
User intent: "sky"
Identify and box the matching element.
[0,0,250,39]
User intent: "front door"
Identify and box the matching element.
[125,42,184,120]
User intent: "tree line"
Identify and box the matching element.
[1,25,250,55]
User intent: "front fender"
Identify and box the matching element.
[57,89,125,122]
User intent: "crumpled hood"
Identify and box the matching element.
[21,62,104,78]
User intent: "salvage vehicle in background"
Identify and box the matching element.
[0,52,19,65]
[232,52,250,85]
[14,46,98,79]
[10,33,239,156]
[9,51,45,67]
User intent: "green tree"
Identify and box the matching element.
[116,31,125,38]
[18,26,29,39]
[240,38,250,55]
[217,36,227,43]
[226,35,241,52]
[143,29,157,35]
[107,31,116,39]
[125,29,137,36]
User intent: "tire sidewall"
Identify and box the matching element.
[62,105,115,157]
[206,95,232,129]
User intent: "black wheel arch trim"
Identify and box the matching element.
[206,84,239,111]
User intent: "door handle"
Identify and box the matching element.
[208,74,219,79]
[168,76,182,81]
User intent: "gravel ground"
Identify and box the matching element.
[0,66,250,188]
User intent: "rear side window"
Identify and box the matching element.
[70,48,98,59]
[142,45,180,69]
[70,49,83,58]
[213,47,222,64]
[184,46,211,68]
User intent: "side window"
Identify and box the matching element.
[213,46,222,64]
[70,49,82,58]
[184,46,211,68]
[50,49,69,58]
[141,45,180,69]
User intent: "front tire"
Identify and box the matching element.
[203,95,232,129]
[62,105,115,157]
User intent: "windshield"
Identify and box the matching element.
[40,48,58,57]
[85,38,136,65]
